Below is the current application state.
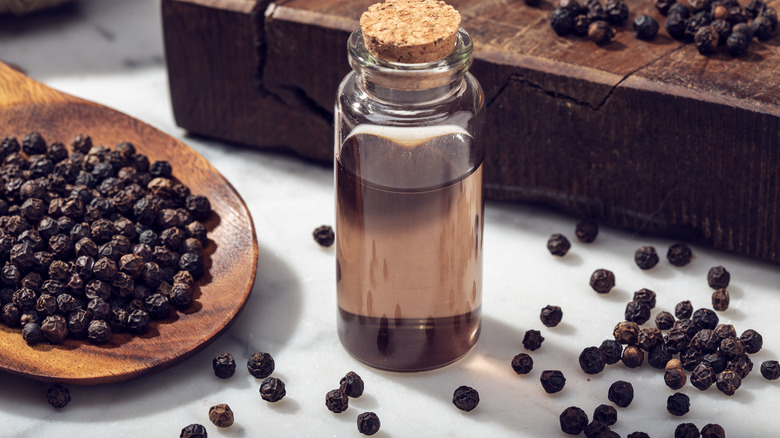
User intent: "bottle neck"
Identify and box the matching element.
[347,28,473,106]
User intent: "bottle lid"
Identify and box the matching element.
[360,0,461,64]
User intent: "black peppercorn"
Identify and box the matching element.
[675,423,700,438]
[540,370,566,393]
[46,383,71,408]
[667,243,693,266]
[622,345,644,368]
[700,423,726,438]
[752,15,773,40]
[702,350,728,374]
[638,327,663,351]
[634,14,659,39]
[667,392,691,416]
[655,311,676,330]
[87,319,112,343]
[710,288,729,311]
[575,219,598,242]
[691,329,720,353]
[540,305,563,327]
[208,403,234,428]
[593,403,617,426]
[213,353,236,378]
[712,323,735,341]
[247,352,275,379]
[665,367,687,390]
[313,225,335,248]
[695,25,720,54]
[632,288,656,309]
[720,336,745,358]
[692,308,718,330]
[726,354,753,379]
[68,309,90,338]
[648,343,672,369]
[452,385,479,412]
[613,321,640,345]
[126,309,150,334]
[522,329,545,351]
[760,360,780,380]
[599,339,623,365]
[680,348,703,371]
[665,328,691,354]
[356,411,381,436]
[547,233,571,256]
[560,406,589,435]
[634,246,658,271]
[551,7,576,35]
[511,352,534,374]
[607,380,634,407]
[739,329,763,354]
[144,293,170,319]
[726,31,749,55]
[22,322,44,344]
[170,283,193,308]
[573,14,592,36]
[185,194,211,220]
[41,314,68,343]
[340,371,365,398]
[655,0,677,15]
[716,369,741,396]
[590,269,615,293]
[584,420,609,438]
[605,0,628,24]
[675,300,693,319]
[625,300,651,325]
[588,20,616,44]
[259,377,286,402]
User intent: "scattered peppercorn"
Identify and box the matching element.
[340,371,365,398]
[511,353,534,374]
[622,345,644,368]
[259,377,286,402]
[540,305,563,327]
[726,31,749,55]
[667,243,693,266]
[710,288,729,312]
[593,403,617,426]
[208,403,234,428]
[666,12,689,39]
[605,0,629,24]
[540,370,567,393]
[675,423,700,438]
[655,311,676,330]
[588,20,616,44]
[551,8,576,35]
[716,369,741,396]
[633,288,657,309]
[452,385,479,412]
[665,367,687,390]
[600,339,624,365]
[247,352,275,379]
[613,321,640,345]
[740,329,763,354]
[180,423,208,438]
[700,423,726,438]
[634,246,659,270]
[693,308,719,330]
[547,234,571,256]
[580,346,607,374]
[590,269,615,293]
[760,360,780,380]
[752,15,773,39]
[625,300,651,325]
[522,329,545,351]
[675,301,694,319]
[575,219,599,242]
[559,406,589,435]
[667,392,691,416]
[357,412,381,436]
[213,353,236,379]
[584,420,609,437]
[634,14,660,39]
[313,225,335,247]
[46,384,70,408]
[607,380,634,407]
[695,25,720,54]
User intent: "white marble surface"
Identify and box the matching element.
[1,1,779,437]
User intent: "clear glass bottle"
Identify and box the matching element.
[334,26,485,372]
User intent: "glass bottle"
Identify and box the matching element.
[334,24,485,372]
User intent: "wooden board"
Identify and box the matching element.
[162,0,780,263]
[0,62,258,385]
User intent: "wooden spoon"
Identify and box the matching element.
[0,62,258,385]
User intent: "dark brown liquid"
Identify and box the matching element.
[336,129,483,371]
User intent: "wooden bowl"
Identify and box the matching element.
[0,62,258,385]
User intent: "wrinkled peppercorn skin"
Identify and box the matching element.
[325,388,349,412]
[357,412,381,435]
[260,377,286,402]
[559,406,589,435]
[247,352,275,379]
[452,385,479,412]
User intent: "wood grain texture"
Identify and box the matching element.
[0,62,258,385]
[162,0,780,263]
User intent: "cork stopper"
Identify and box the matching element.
[360,0,461,64]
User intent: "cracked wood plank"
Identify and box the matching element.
[162,0,780,263]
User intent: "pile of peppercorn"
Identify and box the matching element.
[659,0,778,55]
[0,132,210,345]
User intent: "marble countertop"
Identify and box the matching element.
[1,1,779,437]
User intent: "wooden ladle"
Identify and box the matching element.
[0,62,258,385]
